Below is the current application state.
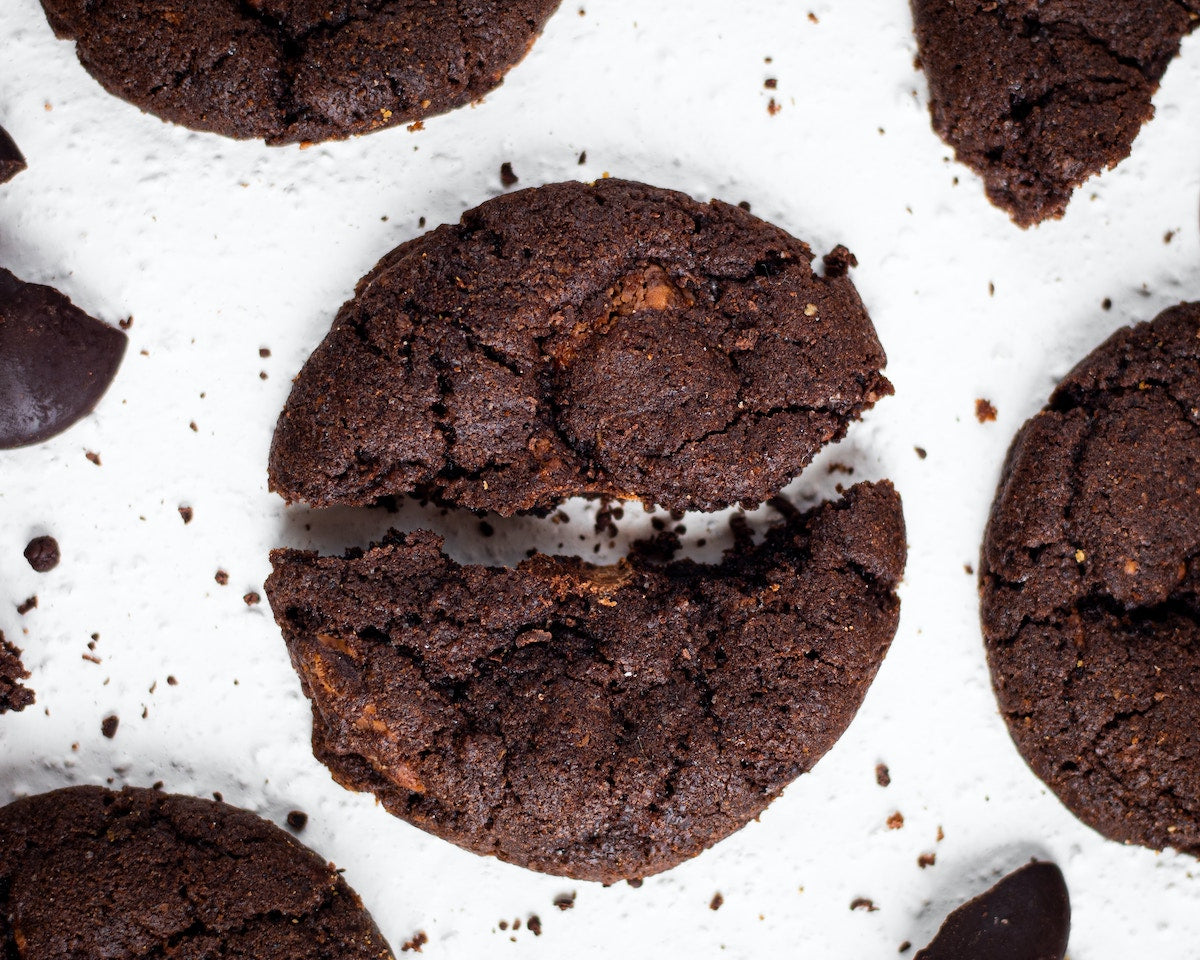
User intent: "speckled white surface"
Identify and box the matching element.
[1,1,1199,956]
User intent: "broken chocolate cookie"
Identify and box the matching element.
[912,1,1200,225]
[982,301,1200,854]
[265,481,906,882]
[269,178,891,516]
[0,785,393,958]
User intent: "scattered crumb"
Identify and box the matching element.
[167,675,178,686]
[215,569,229,585]
[975,398,997,423]
[400,931,428,953]
[527,915,542,936]
[259,347,271,357]
[17,596,37,616]
[738,200,751,211]
[118,316,133,330]
[243,591,261,606]
[500,161,518,187]
[178,505,194,524]
[767,97,781,116]
[24,535,61,573]
[875,763,891,787]
[627,878,643,888]
[964,563,974,575]
[213,791,224,802]
[710,892,724,911]
[577,150,587,165]
[498,921,508,931]
[553,892,576,911]
[407,121,424,132]
[887,811,904,830]
[189,421,198,432]
[936,826,944,842]
[101,714,119,738]
[988,281,995,296]
[918,852,937,869]
[764,77,777,89]
[259,371,268,380]
[1165,230,1175,244]
[286,810,308,831]
[850,898,878,912]
[1102,297,1113,311]
[807,11,819,22]
[85,451,101,466]
[418,216,426,228]
[914,446,927,460]
[899,942,912,953]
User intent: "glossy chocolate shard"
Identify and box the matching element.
[916,861,1070,960]
[0,267,127,448]
[0,124,25,183]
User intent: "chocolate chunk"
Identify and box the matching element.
[0,267,126,448]
[912,1,1199,225]
[24,535,60,572]
[265,481,905,882]
[269,179,892,516]
[915,861,1070,960]
[0,630,34,713]
[0,124,26,183]
[0,785,394,958]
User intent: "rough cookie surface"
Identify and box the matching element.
[981,302,1200,854]
[912,0,1200,226]
[0,785,393,959]
[0,631,33,714]
[39,0,562,143]
[269,179,891,516]
[265,481,906,882]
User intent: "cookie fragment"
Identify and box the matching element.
[0,267,127,448]
[0,630,34,713]
[266,481,905,881]
[39,0,563,144]
[270,179,892,516]
[0,785,393,958]
[0,124,25,183]
[915,861,1070,960]
[912,1,1200,225]
[981,301,1200,853]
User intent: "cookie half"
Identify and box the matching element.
[0,785,393,959]
[39,0,562,144]
[269,178,891,516]
[265,480,905,882]
[912,1,1200,226]
[981,302,1200,853]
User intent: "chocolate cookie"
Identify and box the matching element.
[0,785,393,958]
[981,302,1200,854]
[269,179,891,516]
[0,267,127,448]
[0,631,33,714]
[39,0,562,144]
[912,1,1200,226]
[0,125,24,183]
[916,861,1070,960]
[265,481,906,882]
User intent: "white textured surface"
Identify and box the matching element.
[1,1,1199,956]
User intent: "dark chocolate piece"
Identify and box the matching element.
[0,630,34,714]
[38,0,562,144]
[269,179,891,516]
[912,1,1200,226]
[915,861,1070,960]
[982,302,1200,853]
[0,124,25,183]
[265,481,905,882]
[0,267,126,448]
[0,785,393,958]
[23,535,60,572]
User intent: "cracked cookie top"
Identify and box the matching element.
[981,302,1200,854]
[0,785,393,959]
[38,0,562,143]
[268,178,892,516]
[265,480,906,882]
[912,0,1200,226]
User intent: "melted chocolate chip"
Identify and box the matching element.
[915,862,1070,960]
[0,268,127,448]
[0,125,25,184]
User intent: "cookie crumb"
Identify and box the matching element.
[918,852,937,869]
[166,675,178,686]
[850,898,878,912]
[17,596,37,616]
[974,398,997,423]
[875,763,891,787]
[178,505,194,524]
[401,931,428,953]
[527,914,542,936]
[899,942,912,953]
[887,811,904,830]
[577,150,587,165]
[1164,230,1175,244]
[914,446,927,459]
[553,892,576,911]
[500,162,519,187]
[118,316,134,330]
[710,892,724,911]
[24,536,60,572]
[767,97,781,116]
[286,810,308,831]
[101,714,119,738]
[807,11,819,22]
[85,451,101,466]
[259,347,271,357]
[243,591,261,606]
[1102,297,1113,311]
[764,77,777,89]
[215,569,229,585]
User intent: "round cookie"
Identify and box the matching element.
[269,178,892,516]
[981,301,1200,854]
[39,0,562,143]
[0,785,393,958]
[265,481,906,882]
